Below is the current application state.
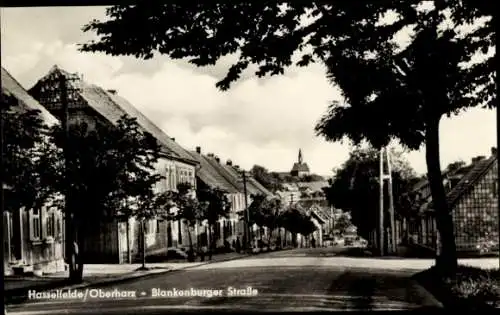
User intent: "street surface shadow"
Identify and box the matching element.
[327,271,376,310]
[346,277,377,310]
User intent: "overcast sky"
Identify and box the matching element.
[1,6,497,176]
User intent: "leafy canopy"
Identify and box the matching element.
[50,115,164,221]
[324,146,418,238]
[2,93,62,212]
[197,186,232,225]
[80,2,494,150]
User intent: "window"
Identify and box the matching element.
[157,219,162,233]
[45,209,54,239]
[165,168,171,190]
[55,212,62,238]
[145,220,156,235]
[29,208,41,241]
[493,180,498,198]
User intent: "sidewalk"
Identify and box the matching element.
[4,251,249,298]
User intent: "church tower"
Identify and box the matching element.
[291,148,310,177]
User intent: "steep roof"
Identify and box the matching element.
[446,155,497,208]
[221,164,274,198]
[188,151,240,193]
[30,66,197,165]
[248,175,274,197]
[1,67,58,126]
[291,162,310,172]
[296,181,329,193]
[419,154,497,212]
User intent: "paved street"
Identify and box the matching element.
[6,248,442,314]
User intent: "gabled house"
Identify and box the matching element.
[206,156,275,242]
[29,66,199,263]
[2,67,65,275]
[188,147,244,249]
[402,148,498,256]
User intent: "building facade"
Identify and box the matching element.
[399,148,498,256]
[2,67,65,275]
[29,65,199,263]
[188,147,245,249]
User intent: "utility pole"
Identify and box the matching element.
[379,149,385,256]
[58,73,77,279]
[34,67,81,281]
[242,171,251,251]
[387,149,396,254]
[0,90,6,315]
[379,147,396,256]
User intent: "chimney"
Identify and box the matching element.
[107,89,117,95]
[215,156,220,163]
[492,147,497,157]
[196,146,201,154]
[171,137,175,142]
[226,159,233,166]
[234,165,240,169]
[207,153,214,158]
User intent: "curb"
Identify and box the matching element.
[408,279,444,308]
[4,251,258,305]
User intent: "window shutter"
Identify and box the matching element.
[29,210,36,241]
[3,212,10,250]
[41,207,48,239]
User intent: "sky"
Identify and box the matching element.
[1,6,497,177]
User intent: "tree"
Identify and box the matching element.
[197,187,231,256]
[250,165,283,192]
[324,146,418,242]
[247,194,283,245]
[50,115,164,281]
[80,1,494,275]
[164,182,205,262]
[263,198,284,245]
[2,93,62,214]
[334,212,352,236]
[278,204,316,247]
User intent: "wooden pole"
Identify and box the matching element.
[242,171,251,251]
[379,148,385,256]
[387,149,396,254]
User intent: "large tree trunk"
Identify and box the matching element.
[425,116,458,276]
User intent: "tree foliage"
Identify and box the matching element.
[324,146,418,239]
[50,115,164,223]
[166,182,205,226]
[279,204,316,237]
[197,186,231,225]
[2,93,63,212]
[80,1,495,272]
[250,165,283,192]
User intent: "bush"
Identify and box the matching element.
[446,265,500,307]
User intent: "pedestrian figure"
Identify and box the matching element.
[235,237,241,253]
[199,245,206,261]
[311,237,316,248]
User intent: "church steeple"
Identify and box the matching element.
[291,148,310,177]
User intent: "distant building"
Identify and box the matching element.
[290,149,310,178]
